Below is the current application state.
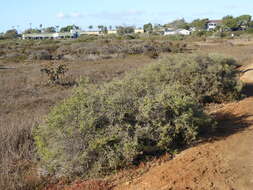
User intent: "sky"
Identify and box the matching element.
[1,0,253,33]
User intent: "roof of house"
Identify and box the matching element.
[208,20,222,23]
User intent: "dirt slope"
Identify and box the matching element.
[113,65,253,190]
[44,64,253,190]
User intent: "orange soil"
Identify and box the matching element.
[112,64,253,190]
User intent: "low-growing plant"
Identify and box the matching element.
[34,54,242,179]
[40,63,69,85]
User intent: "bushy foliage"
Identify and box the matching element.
[0,37,188,62]
[4,29,18,39]
[34,54,242,178]
[40,63,68,84]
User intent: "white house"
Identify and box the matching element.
[134,28,144,34]
[164,28,177,35]
[107,30,117,34]
[177,29,191,35]
[164,28,191,36]
[22,29,79,40]
[207,20,222,31]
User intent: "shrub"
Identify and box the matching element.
[154,54,243,103]
[35,82,212,178]
[40,63,71,85]
[34,54,243,178]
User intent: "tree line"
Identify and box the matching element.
[143,14,253,33]
[1,14,253,39]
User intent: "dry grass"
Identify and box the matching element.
[194,39,253,65]
[0,56,153,190]
[1,37,253,189]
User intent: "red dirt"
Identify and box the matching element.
[112,65,253,190]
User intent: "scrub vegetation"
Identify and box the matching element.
[34,54,242,178]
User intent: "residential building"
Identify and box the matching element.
[164,28,177,35]
[79,31,101,35]
[134,28,144,34]
[107,30,117,34]
[22,30,79,40]
[207,20,222,31]
[164,28,191,35]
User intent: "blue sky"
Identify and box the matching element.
[1,0,253,33]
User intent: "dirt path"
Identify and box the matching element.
[113,65,253,190]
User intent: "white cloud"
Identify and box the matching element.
[56,12,83,19]
[70,12,84,18]
[56,12,68,19]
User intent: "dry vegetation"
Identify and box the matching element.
[0,36,188,63]
[0,55,154,189]
[1,35,253,190]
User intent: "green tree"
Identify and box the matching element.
[222,15,239,31]
[165,18,189,29]
[44,27,56,33]
[143,23,153,33]
[60,25,80,32]
[23,28,41,34]
[98,25,108,34]
[88,25,93,30]
[249,21,253,28]
[116,26,135,35]
[4,29,18,39]
[237,15,252,28]
[190,18,209,30]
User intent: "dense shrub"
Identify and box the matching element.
[0,38,188,62]
[146,54,243,103]
[35,83,212,178]
[34,54,242,178]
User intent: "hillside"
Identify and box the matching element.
[1,38,253,190]
[112,63,253,190]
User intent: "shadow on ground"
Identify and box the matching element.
[242,83,253,97]
[212,112,253,139]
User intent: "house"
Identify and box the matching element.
[177,29,191,35]
[79,31,101,35]
[22,30,79,40]
[134,28,144,34]
[107,30,117,34]
[164,28,191,36]
[207,20,222,31]
[164,28,177,35]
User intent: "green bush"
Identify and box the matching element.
[34,54,242,178]
[146,54,243,103]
